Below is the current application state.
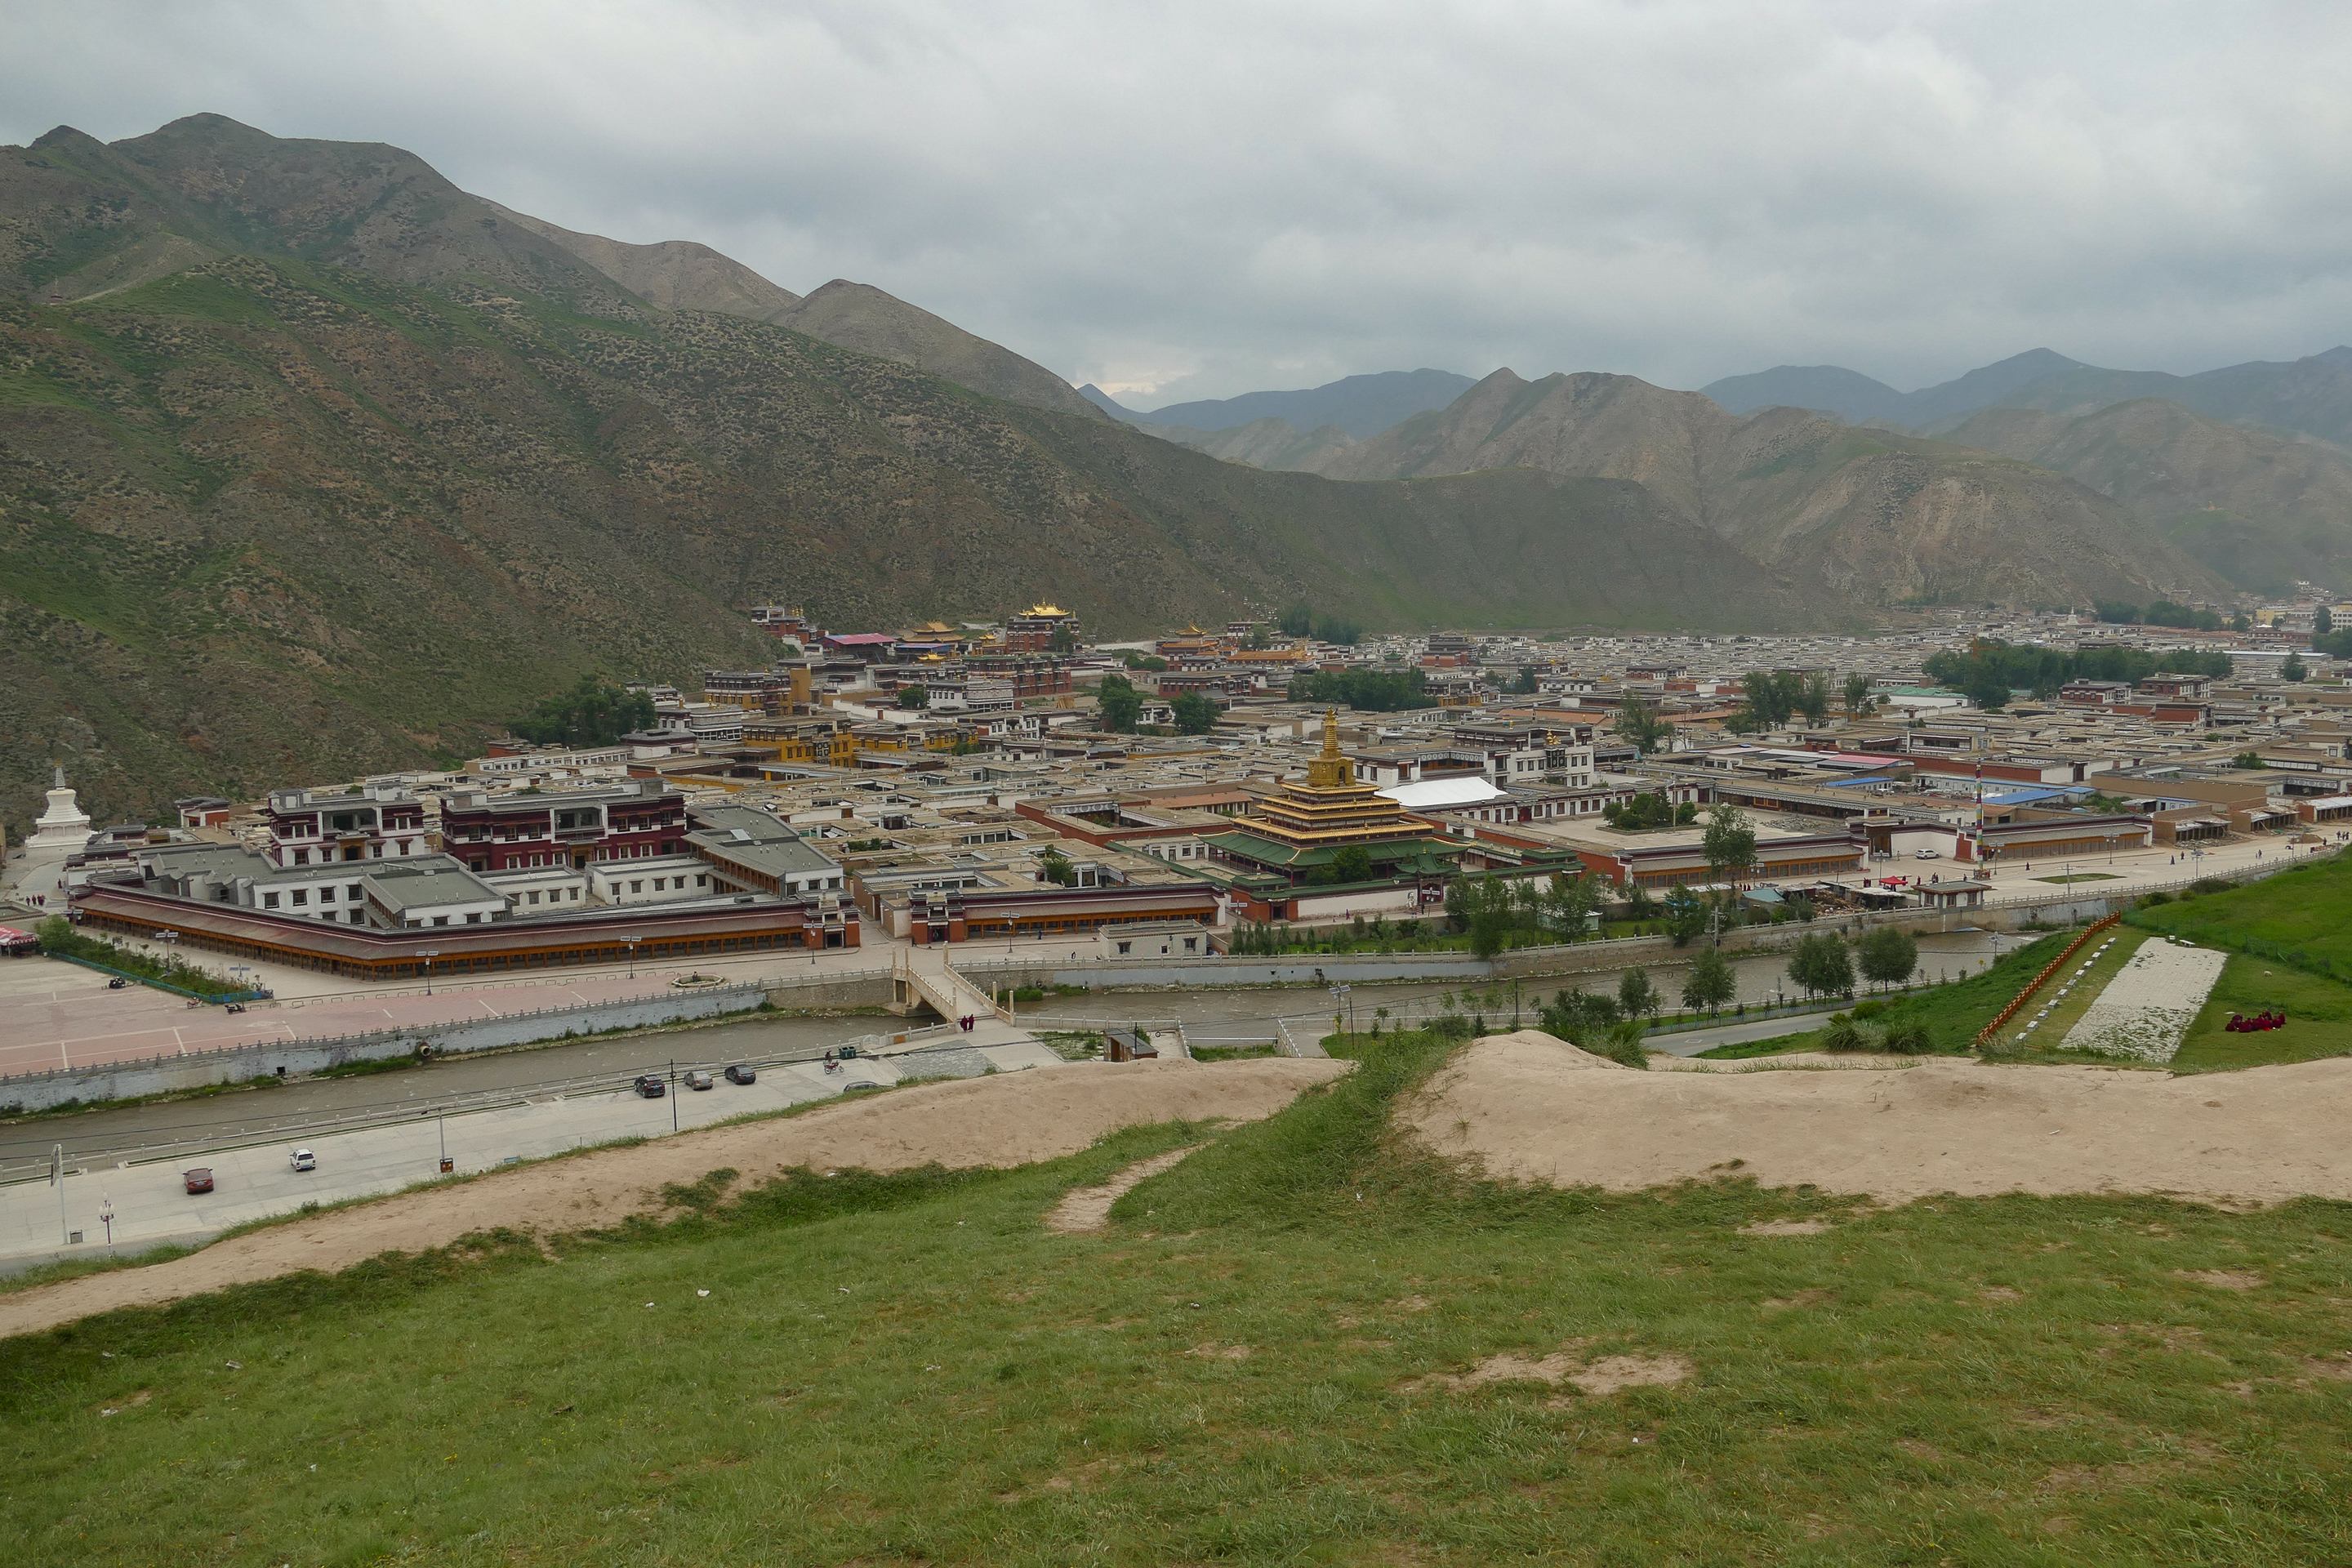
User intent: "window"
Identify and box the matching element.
[293,848,310,866]
[696,875,708,887]
[1116,941,1132,955]
[434,915,450,926]
[466,913,482,924]
[629,880,642,893]
[292,889,309,906]
[263,892,280,909]
[527,891,541,905]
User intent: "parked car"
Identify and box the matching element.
[184,1168,213,1194]
[289,1147,316,1172]
[107,977,128,989]
[1914,849,1941,860]
[633,1075,666,1098]
[684,1070,715,1091]
[724,1063,757,1085]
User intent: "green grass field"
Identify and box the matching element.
[2172,955,2352,1073]
[2132,850,2352,982]
[9,1031,2352,1565]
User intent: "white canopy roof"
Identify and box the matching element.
[1378,776,1508,811]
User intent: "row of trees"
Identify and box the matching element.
[1786,926,1918,1000]
[509,678,657,748]
[1276,604,1363,645]
[2092,600,2238,632]
[1287,667,1433,711]
[1922,639,2234,710]
[1098,674,1218,733]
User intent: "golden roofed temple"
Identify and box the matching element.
[1202,710,1463,883]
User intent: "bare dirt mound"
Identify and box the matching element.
[1406,1030,2352,1205]
[1654,1050,1919,1072]
[0,1058,1348,1340]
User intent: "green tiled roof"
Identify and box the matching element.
[1201,831,1461,871]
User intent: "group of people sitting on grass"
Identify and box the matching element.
[2225,1011,2288,1032]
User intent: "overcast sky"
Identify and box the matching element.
[9,1,2352,408]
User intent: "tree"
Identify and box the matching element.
[1097,674,1143,732]
[897,684,929,709]
[1663,885,1707,947]
[1842,672,1873,718]
[1539,985,1619,1045]
[2318,606,2335,637]
[1279,603,1313,637]
[509,677,656,748]
[1037,847,1077,886]
[1512,666,1540,694]
[2283,652,2310,682]
[1617,966,1661,1022]
[1171,693,1218,734]
[1331,844,1374,883]
[1855,925,1918,991]
[1682,944,1737,1015]
[2233,751,2269,769]
[1701,804,1758,887]
[1794,671,1833,726]
[1788,931,1854,1000]
[1047,626,1079,653]
[1615,696,1674,757]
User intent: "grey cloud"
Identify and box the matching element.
[8,0,2352,404]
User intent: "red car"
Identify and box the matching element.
[184,1168,214,1194]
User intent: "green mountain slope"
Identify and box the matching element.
[1312,369,2224,609]
[1940,400,2352,595]
[0,243,1838,832]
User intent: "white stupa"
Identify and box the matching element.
[28,763,93,849]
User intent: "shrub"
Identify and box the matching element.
[1601,1019,1650,1070]
[2189,877,2233,896]
[1882,1022,1936,1054]
[1821,1016,1866,1052]
[1851,998,1886,1020]
[2139,890,2174,907]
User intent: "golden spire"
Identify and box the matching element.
[1307,707,1352,789]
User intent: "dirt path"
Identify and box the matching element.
[1044,1146,1205,1232]
[0,1058,1348,1339]
[1407,1030,2352,1205]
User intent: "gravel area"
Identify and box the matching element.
[2060,938,2230,1062]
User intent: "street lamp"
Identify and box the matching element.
[623,936,641,979]
[419,949,439,996]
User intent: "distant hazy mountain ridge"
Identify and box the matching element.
[1307,367,2222,609]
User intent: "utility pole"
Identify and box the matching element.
[670,1060,679,1133]
[52,1143,66,1245]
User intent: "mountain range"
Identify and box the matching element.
[1083,369,1477,439]
[10,111,2351,831]
[0,115,1838,830]
[1693,345,2352,595]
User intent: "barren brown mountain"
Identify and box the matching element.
[1938,399,2352,595]
[1310,369,2225,608]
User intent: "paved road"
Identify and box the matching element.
[0,1038,1064,1273]
[0,1009,956,1183]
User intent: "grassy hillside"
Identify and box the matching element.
[2129,854,2352,984]
[8,1034,2352,1564]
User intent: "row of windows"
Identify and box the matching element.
[286,840,416,866]
[262,884,359,909]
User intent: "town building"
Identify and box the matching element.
[439,779,689,875]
